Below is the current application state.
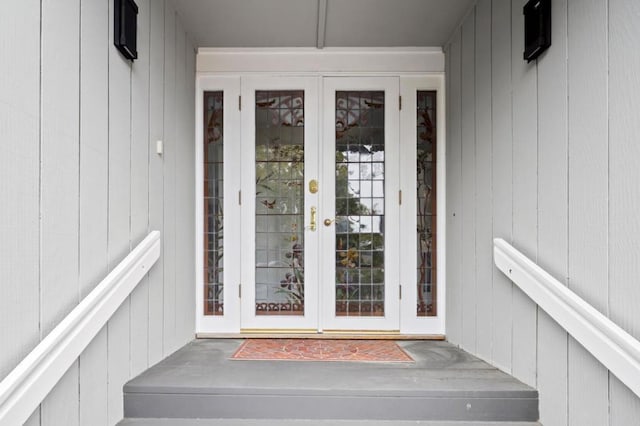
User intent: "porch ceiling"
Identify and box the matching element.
[172,0,474,49]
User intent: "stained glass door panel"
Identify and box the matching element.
[321,78,400,331]
[240,77,319,331]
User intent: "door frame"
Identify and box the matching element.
[194,48,446,336]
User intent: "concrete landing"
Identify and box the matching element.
[122,340,538,422]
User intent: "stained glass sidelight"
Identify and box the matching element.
[417,91,437,316]
[204,92,224,315]
[335,91,385,317]
[254,91,305,315]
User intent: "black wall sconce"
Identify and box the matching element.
[114,0,138,61]
[523,0,551,62]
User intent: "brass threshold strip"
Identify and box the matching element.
[197,331,445,341]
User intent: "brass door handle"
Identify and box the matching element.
[310,207,317,231]
[324,218,334,227]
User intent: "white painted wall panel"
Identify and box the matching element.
[460,10,477,353]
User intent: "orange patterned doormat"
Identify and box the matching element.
[231,339,414,362]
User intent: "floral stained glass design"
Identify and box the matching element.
[254,91,305,315]
[204,92,224,315]
[417,91,437,316]
[335,91,385,317]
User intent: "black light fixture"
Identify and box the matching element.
[114,0,138,61]
[523,0,551,62]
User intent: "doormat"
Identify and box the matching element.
[230,339,414,362]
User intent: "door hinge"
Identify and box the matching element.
[239,283,242,298]
[399,95,402,111]
[399,190,402,205]
[239,95,242,111]
[238,190,242,205]
[399,285,402,300]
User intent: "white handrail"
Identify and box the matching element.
[0,231,161,426]
[494,238,640,399]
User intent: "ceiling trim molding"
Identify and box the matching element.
[196,47,444,73]
[316,0,328,49]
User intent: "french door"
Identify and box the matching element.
[196,74,444,335]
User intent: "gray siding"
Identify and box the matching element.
[0,0,196,424]
[445,0,640,424]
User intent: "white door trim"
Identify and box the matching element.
[399,76,446,335]
[196,76,242,333]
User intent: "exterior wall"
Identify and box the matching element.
[445,0,640,425]
[0,0,196,424]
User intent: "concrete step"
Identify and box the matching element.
[123,340,539,423]
[118,419,543,426]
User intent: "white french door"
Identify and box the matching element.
[196,73,445,335]
[239,76,320,330]
[320,77,400,331]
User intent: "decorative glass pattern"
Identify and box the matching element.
[204,92,224,315]
[335,91,385,317]
[417,91,437,316]
[255,91,305,315]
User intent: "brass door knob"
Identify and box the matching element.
[324,218,334,226]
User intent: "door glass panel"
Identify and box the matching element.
[255,91,305,315]
[335,91,385,317]
[204,91,224,316]
[417,91,437,316]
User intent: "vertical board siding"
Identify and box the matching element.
[460,10,477,353]
[509,0,537,388]
[446,0,640,422]
[40,0,81,423]
[536,0,569,423]
[148,0,167,366]
[473,0,493,363]
[163,2,178,355]
[489,0,513,373]
[445,30,463,345]
[0,0,196,424]
[107,0,133,420]
[78,0,110,424]
[609,0,640,423]
[567,0,610,422]
[130,0,152,379]
[0,0,41,391]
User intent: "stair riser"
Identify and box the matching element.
[124,393,539,422]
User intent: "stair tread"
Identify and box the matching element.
[123,340,538,422]
[119,419,542,426]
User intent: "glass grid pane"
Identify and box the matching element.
[204,92,224,316]
[335,91,385,317]
[255,91,305,315]
[417,91,437,316]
